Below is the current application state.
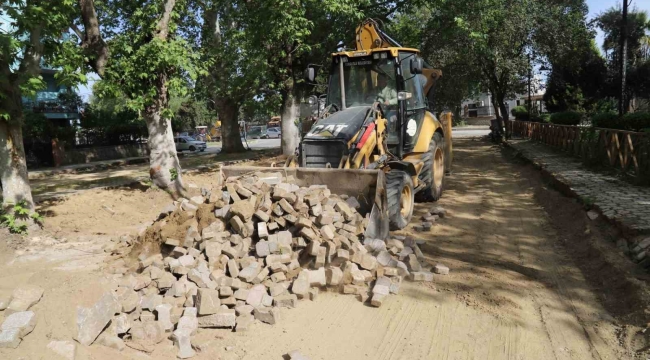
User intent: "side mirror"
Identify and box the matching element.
[304,67,315,83]
[410,58,423,75]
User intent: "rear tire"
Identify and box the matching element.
[416,132,445,202]
[387,170,415,230]
[189,146,196,152]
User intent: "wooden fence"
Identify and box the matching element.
[510,121,650,179]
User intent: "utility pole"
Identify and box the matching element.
[619,0,629,116]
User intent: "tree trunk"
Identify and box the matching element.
[0,119,35,211]
[619,0,628,116]
[218,99,245,153]
[78,0,109,77]
[490,95,502,122]
[144,79,184,197]
[280,91,301,156]
[497,95,511,139]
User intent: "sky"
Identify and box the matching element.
[76,0,650,100]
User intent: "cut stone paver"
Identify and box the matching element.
[510,139,650,233]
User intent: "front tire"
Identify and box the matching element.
[189,146,196,152]
[387,170,415,230]
[416,132,445,202]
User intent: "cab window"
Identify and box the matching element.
[399,53,425,110]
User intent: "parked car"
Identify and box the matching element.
[247,126,267,139]
[174,136,207,152]
[266,127,281,139]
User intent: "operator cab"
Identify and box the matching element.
[322,49,436,155]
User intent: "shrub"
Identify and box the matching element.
[530,113,551,123]
[511,106,529,121]
[623,112,650,132]
[591,112,621,129]
[591,112,650,132]
[550,111,582,126]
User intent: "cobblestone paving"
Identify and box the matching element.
[509,139,650,233]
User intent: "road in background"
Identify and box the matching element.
[193,127,489,155]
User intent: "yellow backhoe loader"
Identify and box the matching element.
[219,19,451,240]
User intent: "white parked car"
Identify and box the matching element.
[266,127,281,139]
[175,136,207,152]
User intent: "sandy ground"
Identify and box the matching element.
[0,138,646,359]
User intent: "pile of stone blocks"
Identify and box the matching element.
[99,172,433,358]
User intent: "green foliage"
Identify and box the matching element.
[591,112,650,132]
[0,201,43,235]
[389,0,592,120]
[511,106,529,121]
[591,112,620,129]
[623,112,650,132]
[90,0,204,120]
[0,0,79,124]
[550,111,582,126]
[78,105,147,146]
[169,168,178,181]
[593,8,650,108]
[538,113,551,123]
[544,40,608,114]
[170,97,214,132]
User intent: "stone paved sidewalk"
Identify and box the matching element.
[508,139,650,234]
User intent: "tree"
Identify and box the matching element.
[596,7,650,113]
[0,0,78,211]
[195,1,269,154]
[243,0,410,155]
[389,5,481,121]
[390,0,594,136]
[544,40,608,113]
[74,0,202,197]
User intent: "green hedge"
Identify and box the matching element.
[550,111,582,126]
[529,113,551,123]
[591,112,650,132]
[511,106,528,121]
[624,112,650,132]
[591,112,621,129]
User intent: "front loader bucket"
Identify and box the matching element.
[217,166,389,240]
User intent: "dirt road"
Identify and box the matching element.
[0,138,639,359]
[214,138,627,360]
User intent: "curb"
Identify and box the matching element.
[503,140,648,238]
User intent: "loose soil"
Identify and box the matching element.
[1,138,647,359]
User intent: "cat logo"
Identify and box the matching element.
[307,124,349,137]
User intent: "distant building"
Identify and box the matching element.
[461,76,546,119]
[21,68,80,121]
[1,12,79,121]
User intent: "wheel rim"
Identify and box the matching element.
[434,148,444,188]
[400,183,412,218]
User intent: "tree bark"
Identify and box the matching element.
[156,0,177,40]
[0,119,35,211]
[144,79,184,197]
[0,22,43,211]
[141,0,185,197]
[78,0,109,77]
[280,90,301,156]
[490,95,502,122]
[218,99,246,153]
[496,93,511,139]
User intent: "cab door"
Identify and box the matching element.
[398,52,427,154]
